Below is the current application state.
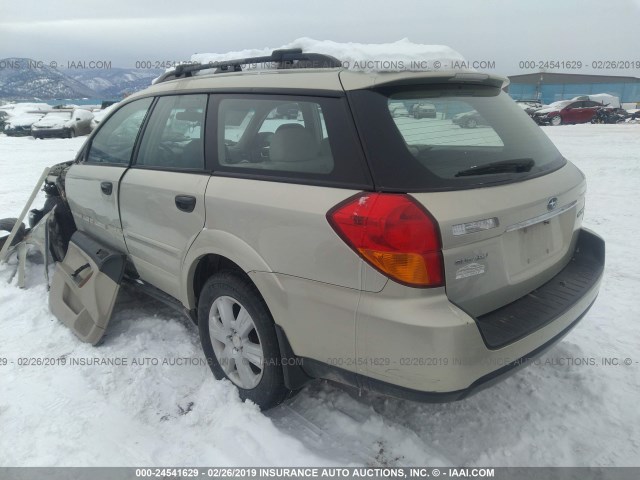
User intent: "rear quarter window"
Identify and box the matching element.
[208,94,372,189]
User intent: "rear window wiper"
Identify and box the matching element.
[454,158,534,177]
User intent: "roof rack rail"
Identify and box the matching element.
[155,48,342,83]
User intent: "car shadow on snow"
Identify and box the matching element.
[269,340,607,466]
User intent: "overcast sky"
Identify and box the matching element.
[1,0,639,76]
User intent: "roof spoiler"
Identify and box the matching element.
[155,48,342,84]
[365,72,509,90]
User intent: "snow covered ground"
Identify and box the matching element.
[0,125,639,467]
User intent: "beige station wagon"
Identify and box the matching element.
[43,49,604,409]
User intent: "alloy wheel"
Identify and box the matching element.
[208,295,264,389]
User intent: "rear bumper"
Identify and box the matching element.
[296,228,604,400]
[301,296,597,402]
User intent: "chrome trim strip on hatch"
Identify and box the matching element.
[505,200,577,232]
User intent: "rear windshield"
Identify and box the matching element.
[348,85,566,191]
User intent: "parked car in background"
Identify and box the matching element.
[412,102,437,119]
[4,113,45,136]
[31,109,94,138]
[531,100,607,126]
[516,99,544,115]
[591,106,630,124]
[388,101,410,117]
[452,110,487,128]
[572,94,620,109]
[274,103,299,119]
[90,103,118,131]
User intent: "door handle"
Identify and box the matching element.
[175,195,196,213]
[100,182,113,195]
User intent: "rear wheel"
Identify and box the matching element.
[198,271,290,409]
[466,118,478,128]
[550,115,562,126]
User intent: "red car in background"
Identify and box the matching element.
[532,99,607,126]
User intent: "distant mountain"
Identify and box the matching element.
[63,67,164,97]
[0,58,163,100]
[0,58,99,99]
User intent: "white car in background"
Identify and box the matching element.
[90,103,118,131]
[1,102,49,136]
[31,109,94,139]
[3,113,46,136]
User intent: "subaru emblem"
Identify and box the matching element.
[547,197,558,211]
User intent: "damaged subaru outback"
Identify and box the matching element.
[22,49,603,409]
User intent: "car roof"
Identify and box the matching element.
[127,68,507,100]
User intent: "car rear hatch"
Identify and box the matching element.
[345,72,594,345]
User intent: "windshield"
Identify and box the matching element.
[43,111,72,119]
[348,85,565,191]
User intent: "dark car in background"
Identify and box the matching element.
[274,103,300,119]
[516,99,544,115]
[532,100,607,126]
[412,102,437,119]
[3,112,45,136]
[451,110,488,128]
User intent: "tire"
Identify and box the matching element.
[550,115,562,126]
[68,129,76,138]
[198,271,290,409]
[466,118,478,128]
[0,218,26,250]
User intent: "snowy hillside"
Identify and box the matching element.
[0,58,160,100]
[0,58,98,99]
[64,68,163,97]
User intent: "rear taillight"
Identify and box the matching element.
[327,193,444,288]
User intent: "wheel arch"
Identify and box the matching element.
[185,237,312,391]
[182,229,272,311]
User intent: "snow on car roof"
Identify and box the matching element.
[0,102,50,117]
[188,38,467,74]
[6,113,45,126]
